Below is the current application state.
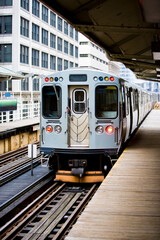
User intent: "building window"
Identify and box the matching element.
[75,30,78,41]
[64,21,68,35]
[75,46,78,58]
[0,16,12,34]
[21,79,29,91]
[0,44,12,62]
[0,81,7,91]
[80,42,88,45]
[0,0,12,6]
[20,45,29,64]
[50,11,56,27]
[34,100,39,116]
[58,16,62,31]
[21,0,29,11]
[41,52,48,68]
[80,54,88,57]
[50,33,56,48]
[70,43,74,56]
[64,60,68,70]
[64,40,68,54]
[42,28,48,45]
[32,48,39,66]
[20,17,29,37]
[50,55,56,70]
[32,0,39,17]
[57,37,62,51]
[70,61,73,68]
[33,78,39,91]
[42,5,48,23]
[57,57,62,71]
[75,63,78,68]
[32,23,39,41]
[70,25,73,38]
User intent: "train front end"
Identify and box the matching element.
[40,69,120,183]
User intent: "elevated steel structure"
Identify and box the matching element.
[41,0,160,82]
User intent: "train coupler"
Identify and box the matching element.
[71,168,84,177]
[68,159,87,177]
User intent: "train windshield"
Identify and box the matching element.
[95,86,118,118]
[42,85,62,118]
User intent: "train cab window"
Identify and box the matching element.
[95,86,118,118]
[42,85,62,118]
[73,89,87,113]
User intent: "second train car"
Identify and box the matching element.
[40,68,152,183]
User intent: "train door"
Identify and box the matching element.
[119,83,127,144]
[125,87,130,141]
[68,86,89,147]
[129,87,133,135]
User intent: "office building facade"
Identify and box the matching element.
[0,0,79,123]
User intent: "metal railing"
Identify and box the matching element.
[0,102,40,124]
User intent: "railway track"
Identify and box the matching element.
[0,142,42,186]
[0,142,39,167]
[1,182,99,240]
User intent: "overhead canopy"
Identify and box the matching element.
[41,0,160,82]
[0,66,24,82]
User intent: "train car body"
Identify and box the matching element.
[40,68,152,183]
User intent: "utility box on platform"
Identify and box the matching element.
[28,144,37,158]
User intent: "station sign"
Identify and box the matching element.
[2,92,13,98]
[0,98,17,112]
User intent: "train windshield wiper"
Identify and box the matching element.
[53,84,59,100]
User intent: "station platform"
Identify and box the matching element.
[0,117,40,154]
[66,109,160,240]
[0,117,39,134]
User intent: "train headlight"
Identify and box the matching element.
[95,125,104,134]
[54,125,62,134]
[105,125,114,135]
[46,125,53,133]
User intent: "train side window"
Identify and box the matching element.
[42,86,62,118]
[95,86,118,118]
[134,90,138,111]
[125,87,129,115]
[73,89,87,113]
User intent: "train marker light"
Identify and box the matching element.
[110,76,114,81]
[59,77,63,82]
[50,77,54,82]
[105,76,109,81]
[46,125,53,133]
[105,125,114,135]
[99,76,103,81]
[95,125,104,134]
[93,76,98,81]
[54,125,62,134]
[55,77,58,82]
[45,77,49,82]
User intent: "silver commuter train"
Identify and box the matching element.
[40,68,152,183]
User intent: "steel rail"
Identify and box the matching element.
[0,157,41,186]
[0,182,65,239]
[0,183,99,240]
